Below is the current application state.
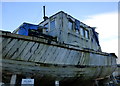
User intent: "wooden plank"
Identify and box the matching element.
[2,59,78,78]
[0,38,12,57]
[69,51,78,64]
[0,37,5,44]
[12,41,29,59]
[10,74,17,85]
[99,56,105,66]
[2,38,12,49]
[2,39,18,58]
[44,46,57,63]
[71,51,81,65]
[0,39,3,56]
[57,49,67,64]
[62,50,71,65]
[65,50,76,64]
[28,43,44,61]
[78,52,85,65]
[83,53,89,65]
[53,48,66,64]
[44,46,58,63]
[47,47,61,64]
[34,44,48,62]
[20,42,35,60]
[40,46,53,63]
[24,43,39,61]
[2,58,116,80]
[86,53,90,65]
[38,45,50,63]
[5,40,23,59]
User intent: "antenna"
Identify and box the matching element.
[43,6,48,21]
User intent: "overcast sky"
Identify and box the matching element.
[1,2,119,63]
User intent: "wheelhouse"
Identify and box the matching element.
[13,11,101,51]
[39,11,101,51]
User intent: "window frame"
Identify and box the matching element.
[44,23,49,32]
[50,19,55,31]
[68,18,74,31]
[80,27,85,37]
[85,29,89,39]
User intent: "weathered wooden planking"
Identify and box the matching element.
[82,53,88,66]
[84,53,90,66]
[0,37,5,55]
[57,49,68,64]
[5,40,23,59]
[38,45,50,62]
[39,46,53,63]
[2,59,81,78]
[34,44,48,62]
[43,46,56,63]
[1,34,117,67]
[62,50,71,65]
[24,43,39,61]
[0,37,7,45]
[72,51,81,65]
[112,56,116,65]
[44,46,57,63]
[89,54,100,66]
[97,55,104,66]
[11,41,29,59]
[105,56,108,66]
[19,42,35,60]
[2,38,12,50]
[0,37,5,44]
[53,48,66,64]
[0,37,12,55]
[69,51,77,65]
[48,47,61,64]
[2,39,18,58]
[81,52,86,65]
[66,50,77,65]
[29,43,44,61]
[70,51,79,65]
[77,52,84,65]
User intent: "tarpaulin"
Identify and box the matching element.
[18,23,39,36]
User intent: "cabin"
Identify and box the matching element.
[14,11,101,52]
[39,11,101,51]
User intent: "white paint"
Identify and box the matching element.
[0,82,4,86]
[55,81,59,84]
[55,81,59,86]
[10,74,17,85]
[21,79,34,84]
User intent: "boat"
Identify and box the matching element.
[0,11,117,86]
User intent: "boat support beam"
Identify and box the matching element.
[10,74,17,86]
[95,80,99,86]
[55,81,59,86]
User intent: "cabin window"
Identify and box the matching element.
[44,23,49,32]
[50,20,55,30]
[68,20,73,30]
[80,27,85,37]
[85,30,89,39]
[76,29,80,34]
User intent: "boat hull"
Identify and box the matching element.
[0,31,117,81]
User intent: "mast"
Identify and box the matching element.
[43,6,48,21]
